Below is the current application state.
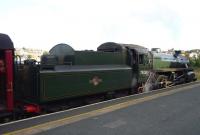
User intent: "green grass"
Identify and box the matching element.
[194,67,200,80]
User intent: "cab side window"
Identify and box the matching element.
[139,54,144,64]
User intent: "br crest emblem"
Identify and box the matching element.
[89,76,102,86]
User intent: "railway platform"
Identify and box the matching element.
[1,82,200,135]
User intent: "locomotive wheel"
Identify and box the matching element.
[156,75,168,88]
[137,86,144,93]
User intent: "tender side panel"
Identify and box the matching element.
[39,66,132,102]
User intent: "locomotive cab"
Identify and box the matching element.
[125,45,151,90]
[98,42,151,92]
[0,34,14,116]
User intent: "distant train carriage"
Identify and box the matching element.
[0,34,14,117]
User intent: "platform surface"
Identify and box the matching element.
[36,84,200,135]
[1,82,200,135]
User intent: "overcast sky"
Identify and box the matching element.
[0,0,200,51]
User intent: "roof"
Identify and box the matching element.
[97,42,148,54]
[0,33,14,50]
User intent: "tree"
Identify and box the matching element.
[27,54,33,59]
[42,51,49,55]
[190,54,200,67]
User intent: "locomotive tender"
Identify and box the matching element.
[0,33,196,119]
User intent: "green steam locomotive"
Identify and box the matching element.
[0,34,196,118]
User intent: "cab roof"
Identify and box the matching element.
[0,33,14,50]
[97,42,148,54]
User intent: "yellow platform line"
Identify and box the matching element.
[4,83,200,135]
